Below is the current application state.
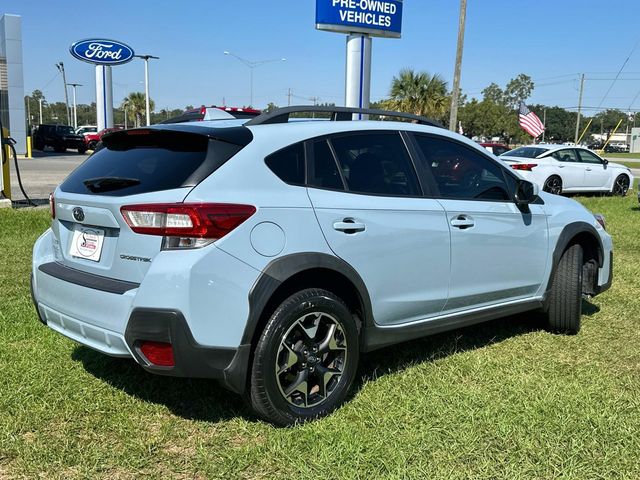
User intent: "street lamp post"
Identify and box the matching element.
[134,54,159,126]
[67,83,82,129]
[223,51,286,107]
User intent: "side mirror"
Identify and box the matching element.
[603,158,609,165]
[515,180,539,206]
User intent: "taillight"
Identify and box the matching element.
[139,341,174,367]
[49,193,55,219]
[510,163,538,171]
[120,203,256,249]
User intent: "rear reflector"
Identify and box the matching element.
[510,163,538,171]
[121,203,256,247]
[139,341,175,367]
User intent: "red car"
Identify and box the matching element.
[159,106,262,124]
[85,127,123,151]
[480,143,510,156]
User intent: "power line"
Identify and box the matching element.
[595,36,640,110]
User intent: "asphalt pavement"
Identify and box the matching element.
[8,151,87,202]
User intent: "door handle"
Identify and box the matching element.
[585,167,592,171]
[450,214,475,229]
[558,165,565,168]
[333,219,366,234]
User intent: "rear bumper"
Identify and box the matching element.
[124,308,251,393]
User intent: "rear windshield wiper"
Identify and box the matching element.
[83,177,141,193]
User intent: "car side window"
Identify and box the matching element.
[329,132,420,196]
[264,142,305,185]
[577,149,604,164]
[308,139,345,190]
[551,149,578,163]
[413,134,512,201]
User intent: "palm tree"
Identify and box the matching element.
[383,69,449,121]
[121,92,154,127]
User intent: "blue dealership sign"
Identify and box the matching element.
[316,0,403,38]
[70,39,135,65]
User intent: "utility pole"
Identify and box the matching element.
[448,0,467,131]
[574,73,585,144]
[134,54,160,126]
[39,98,43,124]
[67,83,82,129]
[287,88,292,107]
[542,108,547,142]
[56,62,71,125]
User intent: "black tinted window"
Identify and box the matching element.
[551,149,578,162]
[309,140,344,190]
[265,143,305,185]
[414,135,511,201]
[329,132,420,196]
[60,130,240,196]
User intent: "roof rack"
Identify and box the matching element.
[244,106,444,128]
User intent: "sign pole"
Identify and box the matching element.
[95,65,114,131]
[345,34,372,119]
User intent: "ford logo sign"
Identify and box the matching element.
[70,39,135,66]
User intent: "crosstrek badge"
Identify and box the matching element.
[69,226,105,262]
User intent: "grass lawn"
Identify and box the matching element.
[603,152,640,160]
[1,197,639,479]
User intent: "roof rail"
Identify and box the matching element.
[244,105,444,128]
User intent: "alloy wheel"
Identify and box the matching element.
[613,175,630,196]
[275,312,347,408]
[544,177,562,195]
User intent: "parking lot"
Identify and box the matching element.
[8,152,86,202]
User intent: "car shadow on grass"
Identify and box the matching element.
[71,346,254,423]
[71,298,600,425]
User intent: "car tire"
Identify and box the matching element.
[88,141,97,151]
[544,244,583,334]
[249,288,359,426]
[34,139,44,151]
[611,174,630,196]
[78,145,87,155]
[543,175,563,195]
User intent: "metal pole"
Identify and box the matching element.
[39,98,43,124]
[124,103,128,129]
[345,34,372,119]
[67,83,82,129]
[574,73,585,144]
[287,88,292,107]
[250,67,254,107]
[542,108,546,142]
[57,62,71,125]
[224,51,285,108]
[449,0,468,131]
[144,59,150,125]
[134,55,159,126]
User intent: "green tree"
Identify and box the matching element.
[383,68,449,121]
[264,102,279,113]
[480,74,534,110]
[122,92,155,127]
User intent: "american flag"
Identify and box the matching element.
[518,102,545,138]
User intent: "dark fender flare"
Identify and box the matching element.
[543,221,604,306]
[241,252,374,347]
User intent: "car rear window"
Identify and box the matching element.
[503,147,548,158]
[59,130,242,196]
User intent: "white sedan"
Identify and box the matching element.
[500,144,633,195]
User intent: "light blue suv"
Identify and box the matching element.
[31,106,613,426]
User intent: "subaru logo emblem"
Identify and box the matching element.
[73,207,85,222]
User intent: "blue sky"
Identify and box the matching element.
[5,0,640,114]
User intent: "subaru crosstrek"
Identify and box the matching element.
[31,106,613,426]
